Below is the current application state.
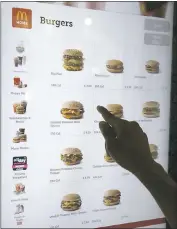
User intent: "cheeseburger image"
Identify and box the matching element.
[145,60,159,73]
[61,148,83,165]
[61,193,82,211]
[142,101,160,118]
[61,101,84,119]
[104,152,115,163]
[103,190,121,206]
[63,49,84,71]
[106,60,124,73]
[149,144,158,160]
[106,104,123,118]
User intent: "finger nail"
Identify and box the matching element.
[97,105,102,110]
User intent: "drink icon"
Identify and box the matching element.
[13,77,27,88]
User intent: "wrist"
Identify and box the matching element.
[134,161,160,181]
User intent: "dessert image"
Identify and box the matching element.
[13,101,27,114]
[15,204,24,215]
[142,101,160,118]
[103,189,121,206]
[61,148,83,165]
[106,104,123,118]
[14,56,26,67]
[139,2,167,18]
[63,49,84,71]
[149,144,158,160]
[14,183,25,195]
[61,194,82,211]
[104,152,115,163]
[106,60,124,73]
[13,128,27,143]
[145,60,159,73]
[16,41,25,53]
[61,101,84,119]
[13,77,27,88]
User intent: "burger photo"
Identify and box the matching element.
[61,148,83,165]
[104,152,115,163]
[61,193,82,211]
[149,144,158,160]
[142,101,160,118]
[145,60,159,73]
[61,101,84,119]
[106,60,124,73]
[103,189,121,206]
[106,104,123,118]
[63,49,84,71]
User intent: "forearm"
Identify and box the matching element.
[135,161,177,229]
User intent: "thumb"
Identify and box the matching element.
[105,137,119,157]
[99,121,118,159]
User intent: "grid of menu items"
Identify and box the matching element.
[1,2,173,228]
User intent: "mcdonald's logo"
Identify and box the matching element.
[12,8,32,29]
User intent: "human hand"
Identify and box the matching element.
[97,106,155,175]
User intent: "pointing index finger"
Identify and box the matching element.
[97,105,121,127]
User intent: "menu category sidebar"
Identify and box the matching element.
[11,39,30,227]
[1,13,33,224]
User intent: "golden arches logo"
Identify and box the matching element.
[12,8,32,29]
[16,11,28,21]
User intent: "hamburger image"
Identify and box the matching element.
[149,144,158,160]
[145,60,159,73]
[13,136,20,143]
[61,148,83,165]
[63,49,84,71]
[142,101,160,118]
[104,152,115,163]
[61,193,82,211]
[61,101,84,119]
[103,190,121,206]
[106,104,123,118]
[106,60,124,73]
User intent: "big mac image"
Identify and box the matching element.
[61,148,83,165]
[142,101,160,118]
[63,49,84,71]
[103,190,121,206]
[61,193,82,211]
[61,101,84,119]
